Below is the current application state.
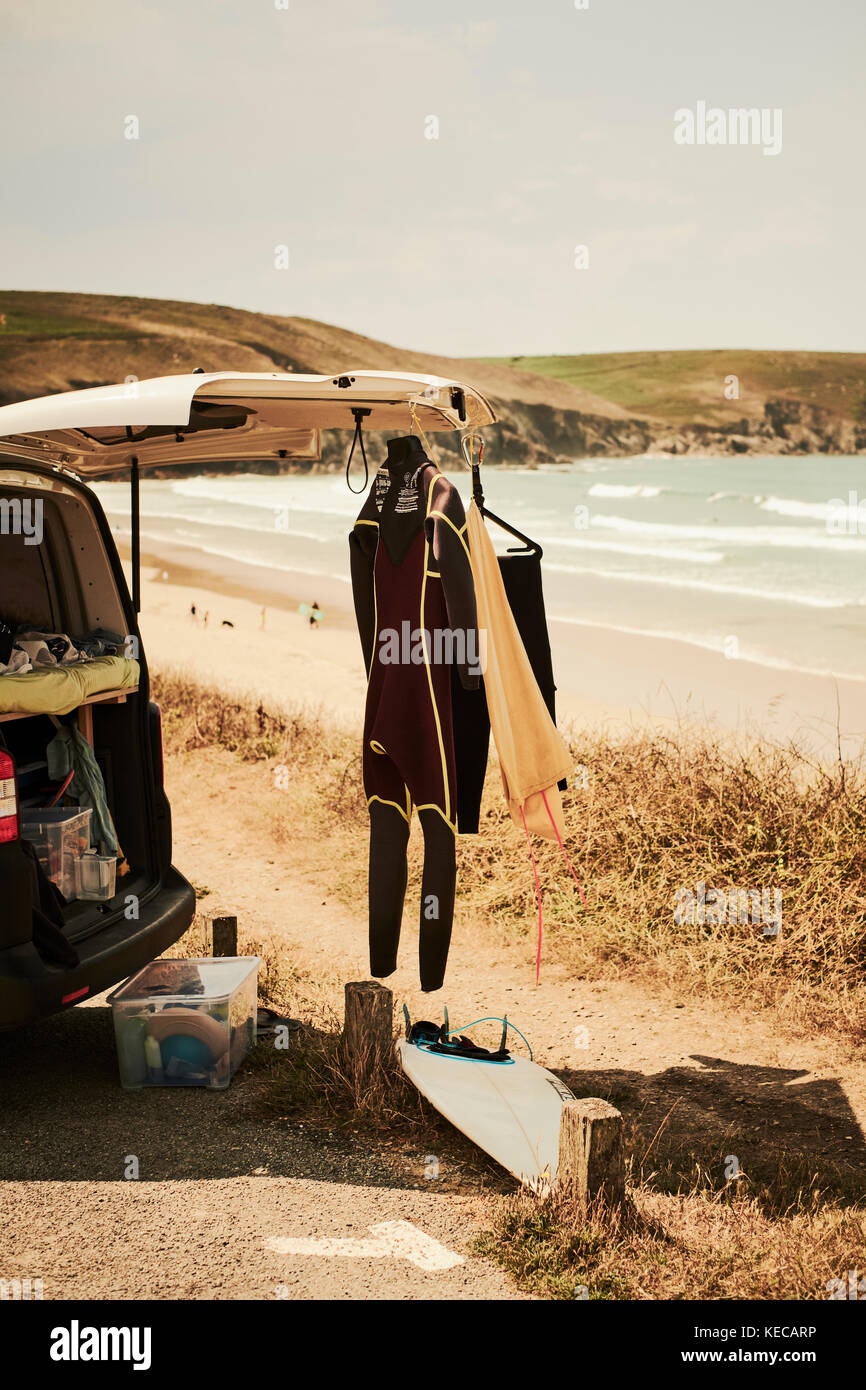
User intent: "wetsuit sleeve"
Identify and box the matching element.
[426,481,480,692]
[349,516,379,676]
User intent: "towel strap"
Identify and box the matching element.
[519,803,544,985]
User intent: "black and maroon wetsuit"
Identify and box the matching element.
[349,435,479,990]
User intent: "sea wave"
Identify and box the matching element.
[166,476,360,518]
[541,561,857,608]
[587,482,662,499]
[103,505,333,545]
[110,522,351,585]
[589,513,866,551]
[759,494,863,526]
[541,536,723,564]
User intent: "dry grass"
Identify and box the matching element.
[474,1185,866,1300]
[153,671,866,1039]
[153,672,866,1298]
[460,722,866,1037]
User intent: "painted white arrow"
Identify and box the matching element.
[264,1219,464,1272]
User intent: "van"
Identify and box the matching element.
[0,369,494,1027]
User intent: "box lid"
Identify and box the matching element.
[108,956,260,1004]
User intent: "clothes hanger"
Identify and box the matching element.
[461,433,542,557]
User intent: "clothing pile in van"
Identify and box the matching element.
[0,625,138,718]
[0,626,126,676]
[349,435,581,993]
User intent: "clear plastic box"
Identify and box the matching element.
[107,957,260,1090]
[21,806,93,900]
[74,851,117,901]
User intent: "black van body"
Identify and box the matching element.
[0,464,195,1028]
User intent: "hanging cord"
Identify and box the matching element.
[345,407,371,494]
[541,790,588,906]
[518,796,587,985]
[519,803,544,986]
[409,401,440,466]
[445,1016,533,1061]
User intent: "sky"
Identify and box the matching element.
[1,0,864,357]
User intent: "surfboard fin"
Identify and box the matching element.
[402,1003,411,1039]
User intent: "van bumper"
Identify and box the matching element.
[0,867,196,1030]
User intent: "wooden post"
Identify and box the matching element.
[343,981,393,1087]
[557,1097,625,1211]
[208,913,238,957]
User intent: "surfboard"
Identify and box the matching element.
[398,1037,575,1188]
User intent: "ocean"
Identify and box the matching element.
[93,455,866,686]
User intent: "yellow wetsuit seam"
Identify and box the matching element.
[428,508,471,561]
[415,802,457,833]
[366,794,410,824]
[422,480,451,823]
[355,519,381,683]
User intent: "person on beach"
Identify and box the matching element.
[309,601,321,630]
[190,603,197,622]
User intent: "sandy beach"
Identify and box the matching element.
[127,543,866,759]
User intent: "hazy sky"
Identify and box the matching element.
[1,0,863,356]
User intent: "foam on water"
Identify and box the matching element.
[93,456,866,684]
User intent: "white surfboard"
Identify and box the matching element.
[398,1038,575,1188]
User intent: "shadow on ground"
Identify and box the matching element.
[561,1054,866,1208]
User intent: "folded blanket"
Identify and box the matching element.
[0,655,140,716]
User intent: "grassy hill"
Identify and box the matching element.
[0,291,863,463]
[480,349,866,430]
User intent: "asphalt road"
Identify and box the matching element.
[0,999,521,1300]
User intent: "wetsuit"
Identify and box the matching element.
[349,435,479,991]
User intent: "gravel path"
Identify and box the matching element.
[0,998,519,1299]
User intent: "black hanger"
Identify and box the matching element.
[461,435,542,557]
[345,407,371,493]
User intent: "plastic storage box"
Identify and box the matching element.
[74,850,117,901]
[21,806,93,900]
[108,957,260,1090]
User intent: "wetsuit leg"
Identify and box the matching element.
[417,809,457,992]
[368,800,411,979]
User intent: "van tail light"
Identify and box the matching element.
[0,750,19,843]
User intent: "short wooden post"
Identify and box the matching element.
[557,1097,625,1211]
[343,981,393,1086]
[208,913,238,957]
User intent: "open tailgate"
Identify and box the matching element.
[0,370,497,477]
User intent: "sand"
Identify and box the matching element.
[128,549,866,759]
